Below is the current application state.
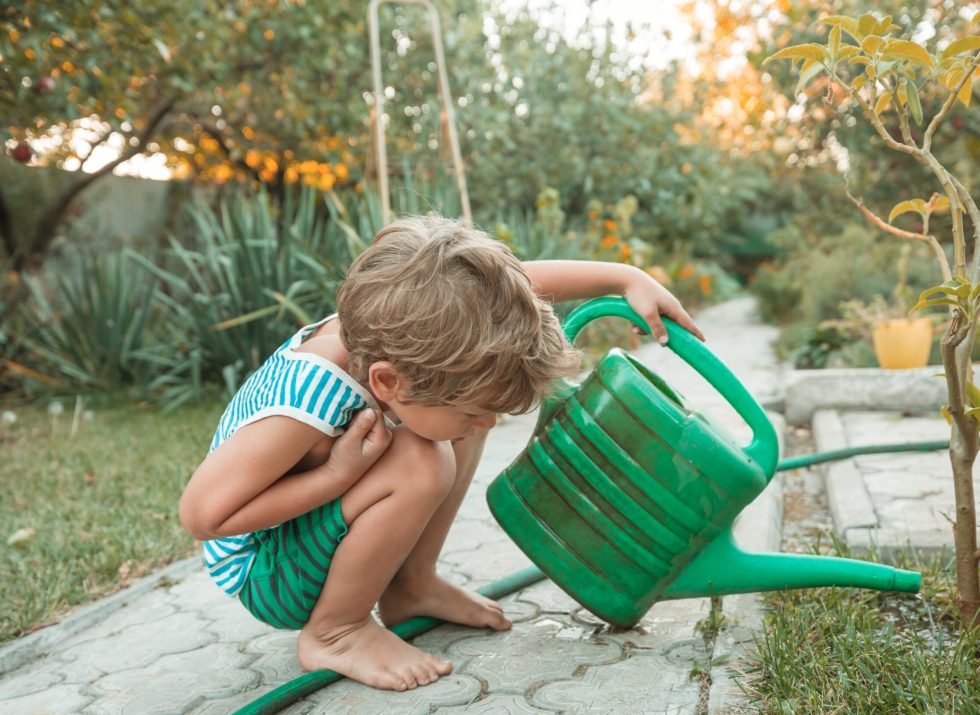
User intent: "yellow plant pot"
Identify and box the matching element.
[871,318,933,369]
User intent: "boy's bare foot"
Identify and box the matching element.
[297,617,452,691]
[378,573,512,631]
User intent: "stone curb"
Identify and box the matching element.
[0,556,201,676]
[813,409,879,548]
[784,366,951,426]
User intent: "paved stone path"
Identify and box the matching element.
[0,297,785,715]
[813,409,974,558]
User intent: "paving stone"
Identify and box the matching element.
[301,673,483,713]
[530,648,701,714]
[516,580,580,614]
[85,643,258,715]
[877,498,955,532]
[570,598,708,651]
[59,590,178,651]
[0,658,70,699]
[442,518,507,553]
[60,610,214,676]
[825,461,878,535]
[440,539,534,584]
[863,470,951,500]
[450,616,623,692]
[0,683,95,714]
[242,630,305,686]
[437,693,555,713]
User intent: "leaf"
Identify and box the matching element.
[820,16,862,42]
[830,25,841,58]
[796,61,826,94]
[764,44,827,65]
[942,37,980,60]
[861,35,884,56]
[965,407,980,424]
[904,77,923,124]
[851,75,869,92]
[957,75,973,108]
[889,199,926,223]
[858,14,877,37]
[874,90,893,116]
[838,46,861,60]
[917,278,972,301]
[882,39,935,68]
[849,56,872,66]
[940,405,953,425]
[966,382,980,409]
[7,527,36,547]
[909,297,959,314]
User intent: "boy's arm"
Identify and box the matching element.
[179,409,388,540]
[522,260,705,345]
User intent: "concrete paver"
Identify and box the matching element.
[813,408,976,557]
[0,296,785,714]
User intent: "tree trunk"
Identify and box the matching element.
[945,321,980,627]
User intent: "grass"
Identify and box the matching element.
[738,546,980,714]
[0,396,222,645]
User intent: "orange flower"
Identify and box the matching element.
[619,244,631,263]
[699,274,712,295]
[678,263,696,279]
[601,235,619,248]
[602,218,617,232]
[588,210,599,220]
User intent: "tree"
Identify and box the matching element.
[767,10,980,626]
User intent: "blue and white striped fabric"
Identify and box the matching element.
[203,314,376,597]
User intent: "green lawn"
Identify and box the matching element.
[0,398,222,644]
[740,551,979,713]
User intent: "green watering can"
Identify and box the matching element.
[487,297,921,628]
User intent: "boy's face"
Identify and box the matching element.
[367,361,497,441]
[386,398,497,442]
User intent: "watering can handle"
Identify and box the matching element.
[562,296,778,477]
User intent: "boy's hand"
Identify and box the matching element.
[324,409,392,485]
[623,270,705,345]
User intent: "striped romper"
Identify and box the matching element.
[203,315,378,629]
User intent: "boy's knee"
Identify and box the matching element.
[390,429,456,497]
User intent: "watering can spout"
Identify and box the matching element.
[662,529,921,601]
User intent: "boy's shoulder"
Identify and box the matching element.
[291,332,352,374]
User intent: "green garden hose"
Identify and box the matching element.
[233,566,547,715]
[775,440,949,471]
[233,439,949,715]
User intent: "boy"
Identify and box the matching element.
[179,215,703,692]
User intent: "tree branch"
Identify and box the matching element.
[76,121,115,168]
[923,52,979,153]
[23,97,176,270]
[0,184,20,261]
[844,178,952,282]
[947,172,980,284]
[830,68,919,157]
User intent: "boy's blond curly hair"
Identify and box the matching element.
[336,215,580,414]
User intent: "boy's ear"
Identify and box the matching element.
[367,361,404,402]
